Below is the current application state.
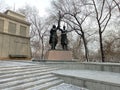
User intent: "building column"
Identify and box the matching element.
[16,23,20,35]
[4,18,9,33]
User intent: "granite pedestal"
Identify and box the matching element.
[45,50,73,61]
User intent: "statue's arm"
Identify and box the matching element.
[57,11,62,31]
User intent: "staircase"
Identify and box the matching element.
[0,64,63,90]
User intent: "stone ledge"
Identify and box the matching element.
[52,70,120,90]
[82,62,120,66]
[42,62,120,73]
[32,59,76,62]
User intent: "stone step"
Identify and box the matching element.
[47,83,89,90]
[0,72,54,84]
[0,74,55,89]
[0,66,55,75]
[0,65,37,69]
[26,79,64,90]
[0,61,34,67]
[2,77,60,90]
[0,65,55,71]
[0,62,64,90]
[0,68,58,79]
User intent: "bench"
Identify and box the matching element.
[9,55,27,58]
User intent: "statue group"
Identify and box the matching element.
[49,25,68,50]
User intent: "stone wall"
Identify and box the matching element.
[0,32,31,59]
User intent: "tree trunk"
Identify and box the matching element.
[99,30,105,62]
[41,39,44,59]
[82,33,89,62]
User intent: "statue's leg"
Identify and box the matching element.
[51,38,55,49]
[51,43,54,50]
[53,44,55,49]
[50,43,52,49]
[54,38,58,50]
[54,42,57,49]
[63,43,67,50]
[64,44,68,50]
[52,42,56,50]
[52,43,55,49]
[64,44,66,50]
[62,44,64,50]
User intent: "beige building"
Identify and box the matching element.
[0,10,31,60]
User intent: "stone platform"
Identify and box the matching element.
[49,62,120,90]
[45,50,73,61]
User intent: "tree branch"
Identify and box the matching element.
[101,7,112,33]
[99,0,105,20]
[113,0,120,12]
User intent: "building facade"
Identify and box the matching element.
[0,10,31,60]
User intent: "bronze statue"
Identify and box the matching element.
[59,26,68,50]
[49,11,62,50]
[49,25,58,50]
[49,11,69,50]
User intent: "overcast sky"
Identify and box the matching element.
[4,0,52,17]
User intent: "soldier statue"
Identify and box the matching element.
[59,26,68,50]
[49,11,62,50]
[49,11,69,50]
[49,25,58,50]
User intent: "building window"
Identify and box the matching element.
[8,22,16,34]
[0,19,4,32]
[20,25,26,37]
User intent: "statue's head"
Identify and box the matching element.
[63,26,66,30]
[53,25,56,28]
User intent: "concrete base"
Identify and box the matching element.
[45,50,73,61]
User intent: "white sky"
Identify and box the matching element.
[4,0,52,17]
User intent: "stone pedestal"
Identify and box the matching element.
[45,50,73,61]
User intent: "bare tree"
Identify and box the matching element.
[91,0,116,62]
[30,16,50,59]
[18,5,50,59]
